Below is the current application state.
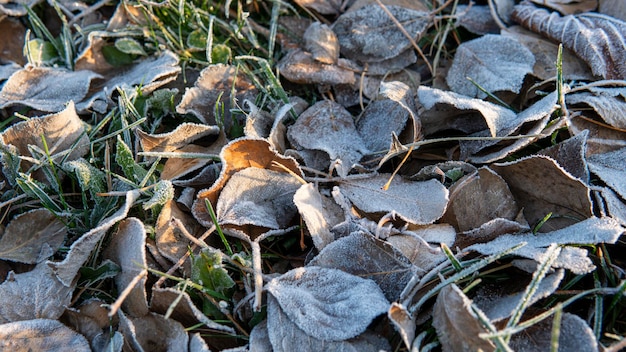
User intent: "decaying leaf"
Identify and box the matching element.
[192,138,301,227]
[454,5,500,35]
[509,312,598,351]
[491,155,592,231]
[432,284,496,352]
[136,123,221,153]
[587,147,626,199]
[0,208,66,264]
[0,319,90,351]
[599,0,626,21]
[278,49,356,85]
[309,231,417,301]
[266,266,389,341]
[0,101,90,184]
[155,199,203,271]
[293,0,346,15]
[567,86,626,130]
[338,174,449,225]
[287,100,370,177]
[446,34,535,99]
[1,68,84,111]
[103,218,149,318]
[388,303,415,350]
[293,183,336,250]
[118,311,189,352]
[418,86,516,137]
[304,22,339,65]
[538,130,589,182]
[248,320,272,351]
[332,4,430,63]
[386,224,455,271]
[442,167,519,232]
[0,17,26,65]
[512,1,626,80]
[529,0,598,15]
[176,64,257,129]
[466,216,624,274]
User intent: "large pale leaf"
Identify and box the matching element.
[466,217,624,274]
[447,34,535,98]
[338,174,449,225]
[308,231,417,301]
[0,208,66,264]
[587,147,626,199]
[266,266,389,341]
[432,284,496,352]
[103,218,149,318]
[287,100,370,177]
[0,102,90,183]
[0,319,90,351]
[417,86,517,137]
[0,68,101,112]
[216,167,302,230]
[491,155,592,231]
[512,1,626,80]
[332,4,430,62]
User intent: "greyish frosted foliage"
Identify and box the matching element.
[266,266,389,341]
[567,87,626,130]
[332,4,430,62]
[509,313,598,352]
[587,147,626,199]
[118,311,189,352]
[293,183,335,251]
[446,34,535,98]
[338,174,448,225]
[0,319,91,351]
[512,1,626,80]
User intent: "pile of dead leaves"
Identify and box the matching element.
[0,0,626,351]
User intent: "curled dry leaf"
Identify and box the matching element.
[587,147,626,199]
[418,86,516,137]
[388,303,415,350]
[118,311,189,352]
[293,0,346,15]
[176,64,257,129]
[304,22,339,64]
[0,319,90,351]
[216,167,302,230]
[0,0,42,17]
[0,68,100,112]
[339,174,449,225]
[0,101,90,184]
[266,266,389,341]
[538,130,589,182]
[446,34,535,99]
[155,199,203,272]
[466,216,624,274]
[192,138,301,227]
[248,320,272,351]
[136,123,221,153]
[287,100,369,177]
[386,224,456,271]
[512,1,626,80]
[293,183,336,251]
[566,86,626,130]
[491,155,592,231]
[454,5,500,35]
[0,17,26,65]
[308,231,417,301]
[529,0,598,15]
[442,167,519,233]
[509,312,598,351]
[432,284,495,352]
[0,208,66,264]
[103,218,149,318]
[599,0,626,21]
[332,4,430,63]
[278,49,357,85]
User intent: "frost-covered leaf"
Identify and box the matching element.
[0,208,65,264]
[304,22,339,64]
[491,155,592,231]
[512,1,626,80]
[446,34,535,98]
[293,0,346,15]
[155,199,203,270]
[538,130,589,182]
[567,86,626,130]
[473,270,565,322]
[176,64,257,130]
[191,248,235,293]
[266,266,389,341]
[442,167,519,232]
[137,123,221,153]
[454,5,500,35]
[309,231,417,301]
[509,312,598,352]
[115,37,147,56]
[143,180,174,210]
[248,320,272,352]
[338,174,448,225]
[529,0,598,15]
[466,217,624,274]
[599,0,626,21]
[0,263,72,323]
[116,135,147,184]
[278,49,356,85]
[388,303,415,350]
[0,17,26,65]
[293,183,335,250]
[217,167,302,230]
[386,224,456,271]
[587,147,626,199]
[0,319,90,351]
[150,287,236,334]
[192,138,301,227]
[103,218,149,318]
[596,187,626,226]
[0,102,90,183]
[287,100,369,177]
[118,311,189,352]
[418,86,517,138]
[333,4,430,62]
[432,284,495,352]
[0,67,101,112]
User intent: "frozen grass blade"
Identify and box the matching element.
[550,303,563,352]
